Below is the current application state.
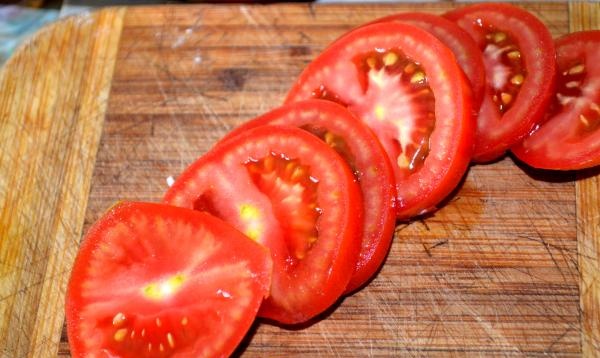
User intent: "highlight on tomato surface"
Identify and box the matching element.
[164,125,363,324]
[224,99,396,293]
[285,21,475,219]
[444,2,556,163]
[65,202,273,358]
[511,30,600,170]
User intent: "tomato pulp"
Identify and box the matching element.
[164,125,362,324]
[286,22,474,219]
[445,3,556,163]
[65,202,272,358]
[370,12,486,112]
[512,30,600,170]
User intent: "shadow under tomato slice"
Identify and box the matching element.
[511,30,600,170]
[223,99,396,293]
[164,125,362,324]
[444,3,556,163]
[65,202,272,358]
[286,22,474,219]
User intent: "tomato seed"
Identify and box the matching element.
[510,74,524,85]
[565,81,580,89]
[507,50,521,60]
[493,32,507,43]
[113,328,128,342]
[383,52,398,66]
[580,114,590,126]
[156,318,162,327]
[501,92,513,105]
[567,64,585,75]
[166,333,175,348]
[410,72,425,84]
[181,317,189,326]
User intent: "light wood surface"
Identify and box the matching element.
[0,2,597,357]
[0,8,125,358]
[571,3,600,356]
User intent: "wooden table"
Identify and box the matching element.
[0,2,598,357]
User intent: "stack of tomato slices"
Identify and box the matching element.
[66,3,600,357]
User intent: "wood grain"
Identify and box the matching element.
[0,8,125,358]
[570,3,600,357]
[77,3,584,357]
[0,2,597,357]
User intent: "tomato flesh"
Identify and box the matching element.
[445,3,556,163]
[512,31,600,170]
[286,22,474,219]
[370,12,486,111]
[65,202,272,358]
[223,100,396,292]
[164,125,362,323]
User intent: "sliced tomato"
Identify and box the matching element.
[65,202,272,358]
[512,31,600,170]
[164,125,362,324]
[285,22,474,219]
[444,3,556,163]
[370,12,486,112]
[223,99,396,293]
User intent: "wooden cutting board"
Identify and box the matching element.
[0,2,599,357]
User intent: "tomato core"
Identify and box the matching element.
[245,153,321,262]
[313,48,436,179]
[480,27,527,114]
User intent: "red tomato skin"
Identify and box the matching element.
[512,31,600,170]
[286,22,475,219]
[444,3,556,163]
[223,99,396,293]
[65,202,272,358]
[164,125,362,324]
[369,12,486,113]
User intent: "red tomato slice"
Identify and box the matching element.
[164,125,362,324]
[224,99,396,293]
[512,31,600,170]
[445,3,556,163]
[370,12,486,112]
[285,22,474,219]
[65,202,272,358]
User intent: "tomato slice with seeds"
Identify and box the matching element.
[223,99,396,293]
[512,31,600,170]
[285,22,474,219]
[65,202,272,358]
[370,12,486,112]
[164,125,362,324]
[444,3,556,163]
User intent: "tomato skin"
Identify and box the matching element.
[65,202,272,358]
[369,12,486,112]
[286,22,475,219]
[164,125,362,324]
[224,99,396,293]
[512,31,600,170]
[444,3,556,163]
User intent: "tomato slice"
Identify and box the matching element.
[285,22,474,219]
[223,99,396,293]
[370,12,486,112]
[511,31,600,170]
[65,202,272,358]
[164,125,362,324]
[444,3,556,163]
